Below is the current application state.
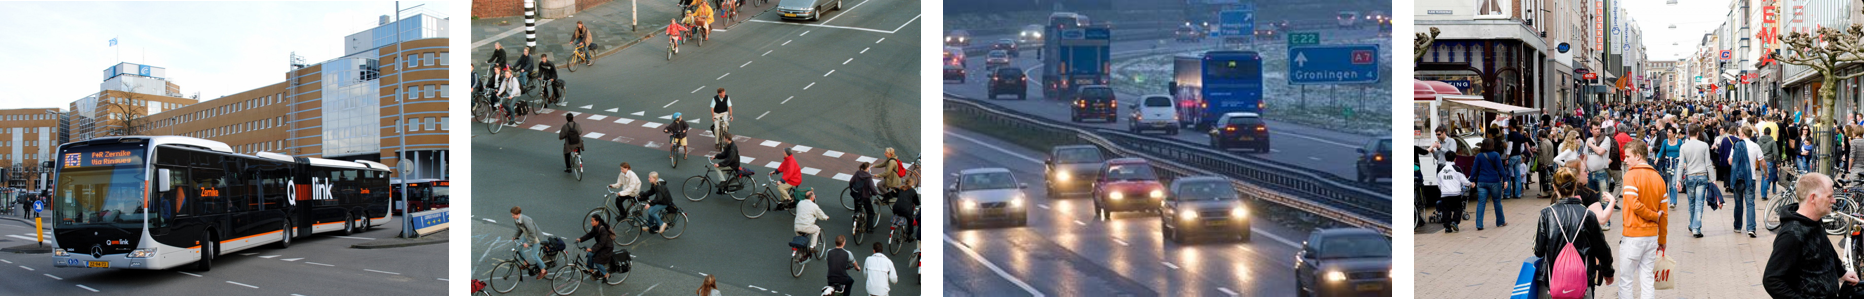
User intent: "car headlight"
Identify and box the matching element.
[961,199,977,210]
[53,248,68,257]
[1149,189,1164,199]
[1109,191,1124,200]
[1232,207,1247,218]
[128,248,156,258]
[1182,209,1198,219]
[1326,271,1347,282]
[1011,196,1025,207]
[1057,171,1071,182]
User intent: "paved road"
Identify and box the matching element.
[942,127,1313,297]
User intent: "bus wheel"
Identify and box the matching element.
[278,222,292,249]
[196,234,215,271]
[363,217,373,231]
[342,215,356,236]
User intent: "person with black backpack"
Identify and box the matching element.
[1536,168,1615,298]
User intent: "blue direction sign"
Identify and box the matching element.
[1289,45,1381,85]
[33,200,42,213]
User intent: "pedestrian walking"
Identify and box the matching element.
[1535,168,1616,299]
[1616,140,1669,299]
[1472,139,1508,230]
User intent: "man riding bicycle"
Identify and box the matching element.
[537,53,561,104]
[640,172,674,234]
[794,188,829,257]
[711,88,733,150]
[498,67,523,125]
[608,162,642,212]
[712,137,743,194]
[773,148,802,208]
[826,235,861,296]
[572,21,594,66]
[850,162,880,229]
[559,113,584,173]
[511,206,550,279]
[665,113,690,157]
[891,178,921,241]
[514,47,535,86]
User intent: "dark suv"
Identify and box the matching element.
[1071,85,1117,123]
[1354,137,1392,183]
[1208,112,1270,152]
[988,67,1027,100]
[1044,145,1103,198]
[1294,228,1392,297]
[991,38,1019,57]
[1161,176,1250,243]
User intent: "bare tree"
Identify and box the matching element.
[1415,27,1440,62]
[1774,25,1864,174]
[95,95,149,137]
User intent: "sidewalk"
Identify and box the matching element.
[1416,179,1791,298]
[471,0,778,68]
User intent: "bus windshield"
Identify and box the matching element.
[54,145,149,227]
[431,184,450,205]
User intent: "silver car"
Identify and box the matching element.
[777,0,842,21]
[947,168,1029,229]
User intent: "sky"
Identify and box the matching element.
[1623,0,1732,62]
[0,1,448,110]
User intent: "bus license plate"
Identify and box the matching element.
[88,261,109,268]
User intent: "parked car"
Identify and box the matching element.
[1044,145,1103,198]
[1161,176,1250,243]
[946,29,972,47]
[1071,85,1117,123]
[947,168,1029,228]
[1018,24,1044,45]
[988,67,1028,100]
[1294,228,1392,297]
[1129,94,1180,135]
[1208,112,1270,152]
[991,38,1019,57]
[985,50,1012,68]
[776,0,842,21]
[1355,137,1392,183]
[944,63,966,83]
[1091,158,1164,220]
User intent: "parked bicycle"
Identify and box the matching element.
[682,161,757,201]
[550,243,631,295]
[740,174,798,219]
[486,236,567,294]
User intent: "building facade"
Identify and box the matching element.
[0,108,63,191]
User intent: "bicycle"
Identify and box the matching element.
[1766,166,1802,231]
[585,187,639,246]
[682,161,757,201]
[668,134,690,168]
[570,148,585,181]
[485,236,567,294]
[789,231,823,278]
[618,194,688,243]
[567,42,594,72]
[741,174,799,219]
[550,243,631,295]
[482,100,511,134]
[886,206,919,254]
[841,155,921,211]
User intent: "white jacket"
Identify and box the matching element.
[1438,166,1472,197]
[613,170,641,197]
[795,199,828,233]
[864,253,897,296]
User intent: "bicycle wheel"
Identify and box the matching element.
[617,218,644,246]
[1829,196,1857,235]
[683,176,711,201]
[669,142,681,168]
[573,153,585,181]
[490,262,521,293]
[551,264,582,295]
[742,193,772,219]
[840,187,857,211]
[568,55,580,72]
[514,102,532,124]
[890,226,910,254]
[583,208,609,234]
[851,214,866,244]
[662,212,688,239]
[790,251,806,278]
[487,107,506,134]
[1767,196,1791,231]
[729,176,757,201]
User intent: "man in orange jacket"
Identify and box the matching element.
[1617,139,1670,299]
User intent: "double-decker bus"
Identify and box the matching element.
[391,178,450,214]
[50,136,391,271]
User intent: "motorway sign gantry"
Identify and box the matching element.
[1289,45,1381,85]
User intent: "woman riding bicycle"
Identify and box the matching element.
[574,214,616,282]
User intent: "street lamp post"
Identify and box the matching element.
[395,2,424,239]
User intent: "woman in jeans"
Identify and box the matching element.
[1472,139,1508,230]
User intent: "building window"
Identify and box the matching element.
[440,53,448,65]
[424,53,435,66]
[408,55,418,67]
[441,117,449,131]
[440,84,449,98]
[424,117,435,131]
[425,84,435,98]
[407,118,419,132]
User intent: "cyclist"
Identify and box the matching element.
[876,148,908,202]
[773,148,802,208]
[665,113,690,158]
[711,88,734,150]
[667,18,688,51]
[514,47,534,86]
[607,162,642,210]
[793,187,829,257]
[487,42,508,68]
[511,206,549,279]
[574,214,615,282]
[692,2,713,41]
[558,113,584,173]
[891,178,920,241]
[640,172,674,234]
[850,162,879,229]
[537,53,561,105]
[572,21,594,66]
[498,67,523,125]
[712,137,742,194]
[826,235,861,296]
[863,242,898,296]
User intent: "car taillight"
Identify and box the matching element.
[1224,125,1237,132]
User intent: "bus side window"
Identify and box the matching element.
[159,166,191,222]
[194,168,225,214]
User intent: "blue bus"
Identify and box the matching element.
[1172,51,1263,129]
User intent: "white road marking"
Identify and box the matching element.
[741,61,753,68]
[281,258,303,262]
[44,273,60,280]
[760,140,781,147]
[740,156,757,164]
[605,108,619,113]
[1308,157,1321,161]
[804,82,815,90]
[782,96,795,104]
[861,47,869,54]
[843,58,852,65]
[438,278,449,281]
[832,173,853,181]
[1270,148,1282,153]
[823,150,844,158]
[20,266,33,271]
[631,111,646,116]
[1255,228,1303,248]
[644,122,664,129]
[587,114,608,121]
[259,255,278,259]
[1162,262,1180,270]
[801,30,810,36]
[76,285,98,292]
[1218,287,1239,296]
[584,133,606,139]
[333,236,375,240]
[824,70,835,77]
[659,114,673,120]
[945,236,1045,296]
[306,262,335,266]
[641,282,661,294]
[227,281,260,289]
[471,18,555,48]
[0,259,10,264]
[6,235,39,241]
[856,156,877,163]
[480,218,498,223]
[1074,220,1087,225]
[692,86,706,94]
[364,269,402,275]
[664,100,680,108]
[529,124,552,131]
[891,15,919,32]
[802,167,821,175]
[763,50,773,56]
[1037,204,1050,210]
[783,40,791,46]
[793,145,812,152]
[717,73,730,80]
[764,161,782,168]
[616,118,635,124]
[747,19,897,34]
[757,111,770,120]
[876,38,884,43]
[945,132,1044,164]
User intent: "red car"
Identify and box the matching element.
[1091,158,1165,220]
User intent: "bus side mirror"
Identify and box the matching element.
[1168,82,1178,96]
[158,169,172,192]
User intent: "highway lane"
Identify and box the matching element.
[943,29,1390,184]
[942,126,1310,297]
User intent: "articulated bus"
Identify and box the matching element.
[391,178,450,214]
[50,136,391,271]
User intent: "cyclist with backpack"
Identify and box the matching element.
[1535,168,1614,299]
[574,214,615,282]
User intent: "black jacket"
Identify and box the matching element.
[641,181,673,206]
[515,54,534,73]
[715,142,740,171]
[851,170,877,202]
[893,187,919,217]
[664,119,689,139]
[576,222,615,265]
[826,247,856,285]
[1534,197,1614,288]
[487,48,507,67]
[1763,203,1864,298]
[538,60,558,81]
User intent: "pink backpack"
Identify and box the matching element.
[1548,207,1589,299]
